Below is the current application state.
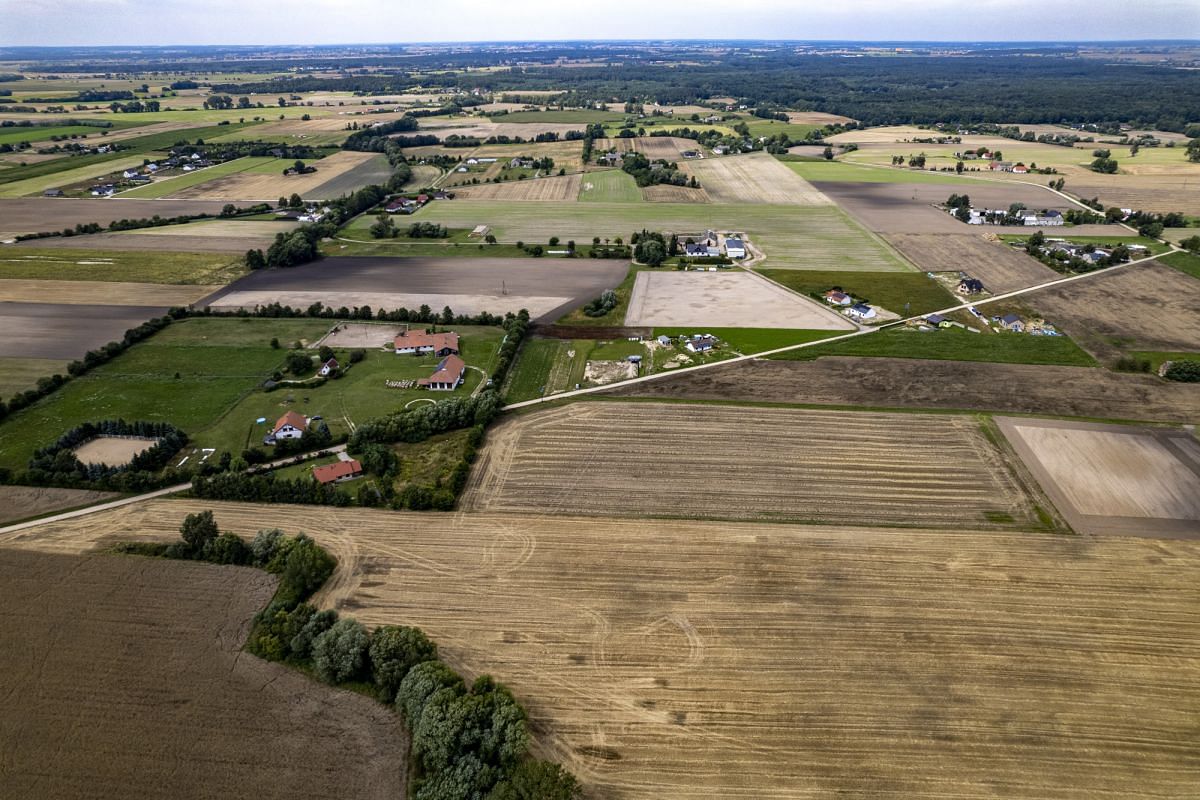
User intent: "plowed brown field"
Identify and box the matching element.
[463,402,1045,529]
[883,233,1059,293]
[7,501,1200,800]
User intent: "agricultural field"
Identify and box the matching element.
[1023,258,1200,363]
[882,233,1060,293]
[680,152,831,205]
[757,269,956,316]
[0,301,172,360]
[0,248,245,284]
[0,197,232,239]
[170,151,381,201]
[0,278,217,306]
[0,154,151,198]
[634,136,699,160]
[998,417,1200,537]
[1160,251,1200,280]
[413,202,910,271]
[463,402,1049,529]
[0,485,116,524]
[785,159,977,184]
[1065,176,1200,216]
[0,124,112,146]
[0,356,69,396]
[0,549,407,799]
[206,256,628,322]
[640,184,711,203]
[117,156,279,198]
[11,500,1200,800]
[452,173,582,202]
[577,169,643,202]
[625,270,857,329]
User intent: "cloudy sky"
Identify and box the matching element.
[1,0,1197,46]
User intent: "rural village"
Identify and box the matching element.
[0,32,1198,800]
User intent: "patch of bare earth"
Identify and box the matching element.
[0,485,117,525]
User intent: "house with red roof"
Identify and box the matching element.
[394,330,460,357]
[313,458,363,485]
[418,355,466,391]
[269,411,308,443]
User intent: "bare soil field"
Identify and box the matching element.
[12,500,1200,800]
[453,173,582,202]
[634,136,699,160]
[0,198,232,239]
[307,153,394,200]
[0,485,116,524]
[608,356,1200,424]
[883,233,1059,293]
[464,402,1044,529]
[812,181,1078,234]
[681,152,831,205]
[0,301,167,359]
[998,417,1200,537]
[171,151,381,201]
[625,271,857,329]
[0,549,408,800]
[641,184,710,203]
[1027,259,1200,361]
[72,435,156,466]
[787,111,857,125]
[0,278,218,306]
[314,321,406,349]
[205,256,627,323]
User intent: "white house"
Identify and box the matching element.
[418,355,466,391]
[318,357,338,377]
[685,334,716,353]
[724,238,746,259]
[824,290,852,306]
[271,411,308,441]
[846,303,877,320]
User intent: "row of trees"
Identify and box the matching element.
[25,419,187,488]
[620,151,696,188]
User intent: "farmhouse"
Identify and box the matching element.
[270,411,308,442]
[42,188,63,197]
[824,290,852,306]
[685,334,716,353]
[394,330,460,356]
[724,238,746,259]
[957,277,986,295]
[313,458,363,485]
[656,335,673,346]
[469,224,491,238]
[846,303,877,320]
[926,313,947,327]
[318,357,339,377]
[418,354,466,391]
[998,313,1026,332]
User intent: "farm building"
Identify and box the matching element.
[269,411,308,442]
[685,334,716,353]
[42,188,63,197]
[656,335,673,346]
[824,290,852,306]
[318,358,339,377]
[419,355,466,391]
[724,238,746,259]
[394,331,460,356]
[957,278,986,295]
[469,225,491,238]
[998,314,1026,332]
[846,303,877,320]
[313,458,363,485]
[925,313,947,327]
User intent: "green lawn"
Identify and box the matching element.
[414,201,909,271]
[651,327,841,353]
[1127,350,1200,372]
[504,338,562,402]
[0,249,246,285]
[783,159,977,184]
[1159,251,1200,280]
[757,269,957,316]
[118,156,278,198]
[0,357,70,398]
[578,169,642,203]
[771,327,1097,367]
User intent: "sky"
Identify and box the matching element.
[0,0,1197,47]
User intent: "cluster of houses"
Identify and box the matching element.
[916,311,1060,336]
[394,330,466,390]
[952,206,1064,226]
[823,289,877,321]
[988,161,1030,174]
[680,231,744,259]
[384,191,452,214]
[275,206,330,223]
[653,333,717,353]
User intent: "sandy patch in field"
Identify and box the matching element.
[0,279,220,306]
[682,152,831,205]
[211,290,571,319]
[314,322,406,349]
[72,435,157,466]
[999,418,1200,537]
[170,151,379,201]
[453,173,581,202]
[625,270,856,329]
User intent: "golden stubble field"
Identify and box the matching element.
[5,499,1199,800]
[680,152,832,205]
[172,151,379,201]
[453,173,583,202]
[463,402,1049,530]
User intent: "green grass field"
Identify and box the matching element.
[504,336,648,402]
[0,125,111,146]
[738,117,823,139]
[997,233,1172,256]
[578,169,642,203]
[0,249,245,284]
[0,154,150,196]
[414,201,909,271]
[0,318,504,471]
[784,159,977,184]
[0,357,70,398]
[651,327,841,353]
[1159,251,1200,280]
[757,269,957,316]
[118,156,278,198]
[493,109,626,125]
[771,326,1097,366]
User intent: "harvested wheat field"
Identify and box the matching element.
[453,173,582,202]
[635,136,699,160]
[998,417,1200,538]
[1067,177,1200,215]
[171,151,380,201]
[0,278,219,306]
[883,233,1059,293]
[464,402,1046,529]
[0,548,407,800]
[786,111,857,125]
[641,184,710,203]
[9,500,1200,800]
[682,152,831,205]
[0,485,116,525]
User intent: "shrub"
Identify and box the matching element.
[205,531,250,565]
[180,510,219,557]
[369,625,438,702]
[487,760,583,800]
[250,528,285,566]
[1164,359,1200,382]
[312,618,370,684]
[289,607,338,661]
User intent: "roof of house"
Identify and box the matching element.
[851,303,873,314]
[725,238,745,248]
[321,357,338,369]
[419,354,466,386]
[313,459,362,484]
[273,410,307,434]
[926,314,946,325]
[1001,313,1022,325]
[394,331,460,352]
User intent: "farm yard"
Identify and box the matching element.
[452,173,583,202]
[10,500,1200,800]
[463,402,1048,529]
[609,356,1200,423]
[0,549,408,800]
[680,152,832,205]
[997,417,1200,537]
[882,233,1060,293]
[625,271,857,329]
[205,256,628,322]
[413,202,910,270]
